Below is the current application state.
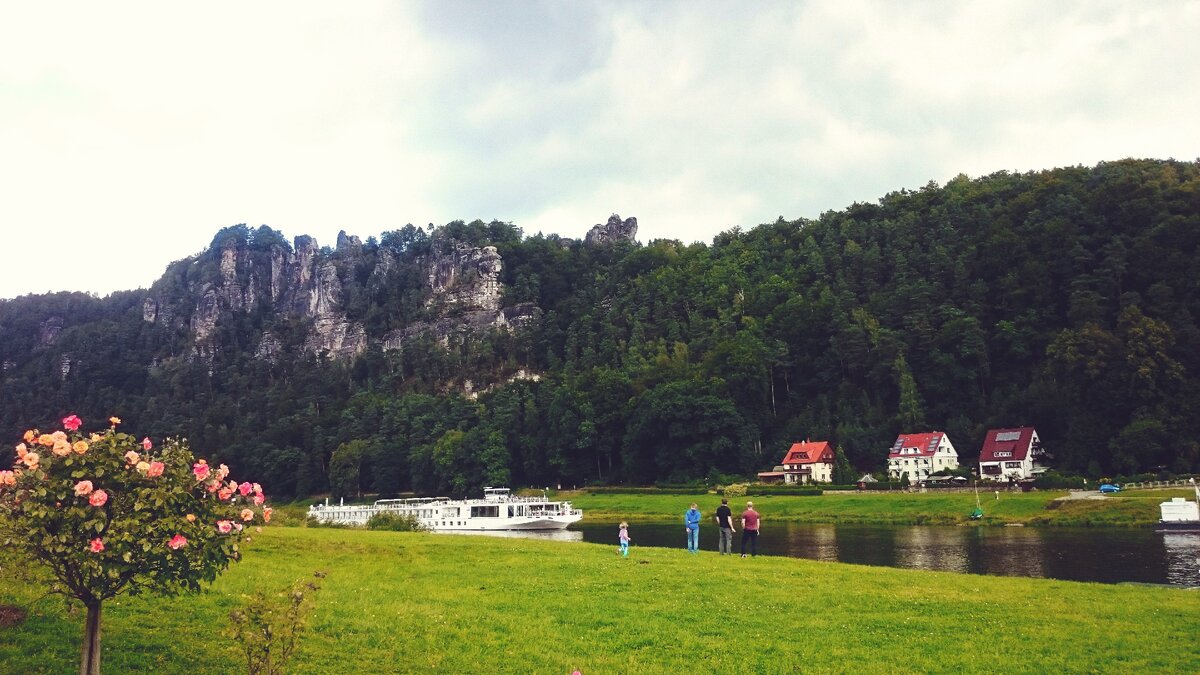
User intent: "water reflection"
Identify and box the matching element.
[569,521,1200,587]
[1162,534,1200,586]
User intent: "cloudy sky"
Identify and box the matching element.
[2,1,1198,298]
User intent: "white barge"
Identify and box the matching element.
[308,487,583,531]
[1156,479,1200,533]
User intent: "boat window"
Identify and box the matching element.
[470,505,500,518]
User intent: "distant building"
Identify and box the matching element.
[758,441,835,484]
[886,432,959,482]
[978,427,1047,481]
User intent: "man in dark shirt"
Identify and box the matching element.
[740,501,760,558]
[714,498,736,555]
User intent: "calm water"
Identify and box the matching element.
[450,522,1200,587]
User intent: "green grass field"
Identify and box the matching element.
[564,488,1196,527]
[2,527,1198,674]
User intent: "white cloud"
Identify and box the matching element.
[1,1,1198,298]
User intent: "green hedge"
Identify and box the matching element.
[738,486,823,496]
[586,486,710,495]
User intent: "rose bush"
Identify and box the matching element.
[0,414,269,675]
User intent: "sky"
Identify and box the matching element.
[2,1,1198,299]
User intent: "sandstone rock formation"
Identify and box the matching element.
[585,214,638,246]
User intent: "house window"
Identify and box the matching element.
[1004,462,1022,469]
[994,451,1012,458]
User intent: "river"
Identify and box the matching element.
[452,521,1200,587]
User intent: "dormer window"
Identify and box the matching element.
[995,451,1012,458]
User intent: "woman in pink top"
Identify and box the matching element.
[740,501,760,557]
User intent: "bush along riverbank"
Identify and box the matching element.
[2,527,1198,673]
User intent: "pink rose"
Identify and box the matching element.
[218,487,234,501]
[234,522,243,532]
[142,437,152,451]
[240,508,254,522]
[238,481,252,496]
[253,493,265,505]
[125,451,140,465]
[206,480,220,493]
[89,490,108,507]
[193,462,210,481]
[252,482,262,495]
[217,464,230,480]
[147,461,164,478]
[74,480,94,496]
[168,534,187,550]
[217,520,233,534]
[62,415,82,431]
[89,538,104,553]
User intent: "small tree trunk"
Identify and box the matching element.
[79,600,102,675]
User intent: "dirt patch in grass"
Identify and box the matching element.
[0,605,26,629]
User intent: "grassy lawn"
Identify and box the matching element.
[564,488,1198,527]
[2,527,1198,674]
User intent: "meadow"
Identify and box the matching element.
[564,487,1193,527]
[2,527,1198,674]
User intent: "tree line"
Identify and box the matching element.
[2,159,1197,497]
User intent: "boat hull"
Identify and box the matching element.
[1155,521,1200,533]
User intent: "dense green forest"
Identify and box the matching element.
[2,159,1198,497]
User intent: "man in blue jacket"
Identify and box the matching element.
[685,503,701,553]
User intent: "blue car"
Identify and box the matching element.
[1099,483,1121,493]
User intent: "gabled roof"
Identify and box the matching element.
[887,432,946,458]
[979,427,1036,463]
[781,441,834,465]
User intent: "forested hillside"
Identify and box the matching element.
[2,159,1197,496]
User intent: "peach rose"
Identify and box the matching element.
[21,452,40,469]
[240,508,254,522]
[147,461,164,478]
[72,440,89,455]
[37,434,55,447]
[186,513,197,522]
[15,443,27,459]
[125,451,140,465]
[74,480,94,496]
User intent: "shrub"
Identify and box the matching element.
[366,512,426,531]
[227,570,326,674]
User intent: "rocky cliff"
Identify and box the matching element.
[585,214,638,246]
[141,225,540,361]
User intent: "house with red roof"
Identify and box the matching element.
[886,431,959,482]
[758,440,835,484]
[978,427,1046,481]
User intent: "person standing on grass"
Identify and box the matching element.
[740,501,760,558]
[685,503,701,553]
[714,498,736,555]
[618,521,631,557]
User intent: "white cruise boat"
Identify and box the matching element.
[308,487,583,531]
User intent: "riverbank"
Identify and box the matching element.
[1,527,1197,673]
[565,488,1195,527]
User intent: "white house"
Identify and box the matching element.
[978,427,1046,481]
[887,431,959,482]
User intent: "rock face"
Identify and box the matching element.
[142,229,537,362]
[426,242,503,312]
[585,214,638,246]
